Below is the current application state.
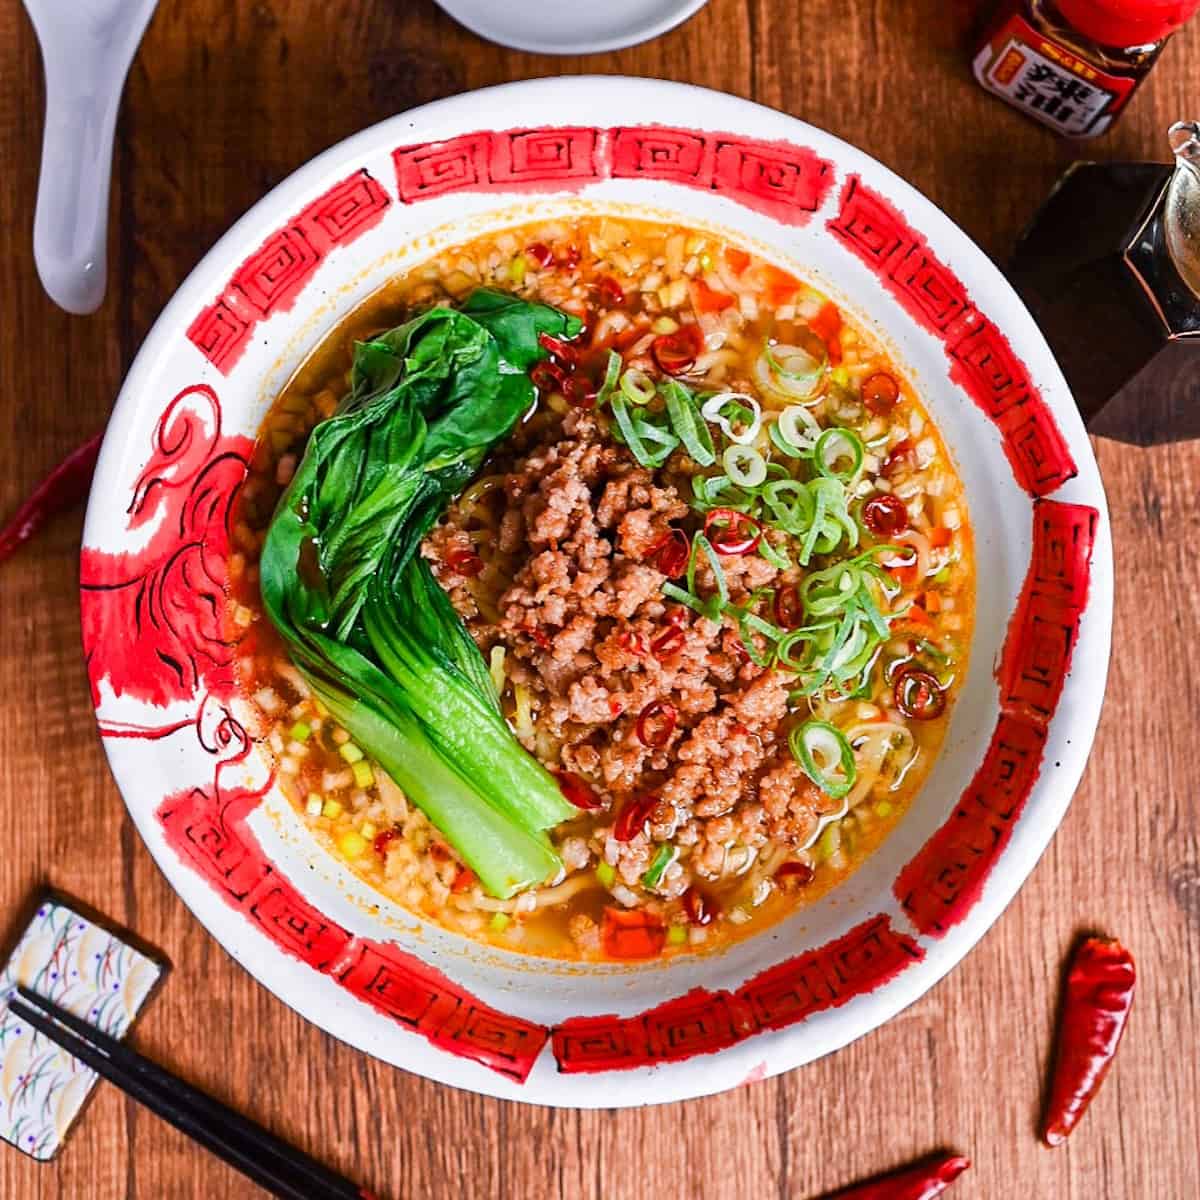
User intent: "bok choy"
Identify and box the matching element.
[259,290,582,898]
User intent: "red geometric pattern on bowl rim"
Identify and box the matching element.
[87,123,1099,1082]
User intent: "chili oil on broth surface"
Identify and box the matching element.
[227,215,974,963]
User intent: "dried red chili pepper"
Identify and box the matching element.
[665,605,690,627]
[651,324,702,375]
[602,907,665,959]
[635,700,677,749]
[596,275,625,306]
[444,548,484,577]
[682,886,716,926]
[882,437,914,477]
[774,860,815,890]
[894,667,945,720]
[0,432,102,566]
[650,625,685,660]
[823,1154,970,1200]
[530,360,566,394]
[372,827,402,858]
[451,866,476,894]
[647,528,689,577]
[861,371,900,415]
[613,794,658,842]
[862,493,909,537]
[561,375,594,409]
[774,584,802,629]
[428,842,451,863]
[525,242,554,268]
[704,508,763,556]
[537,331,580,365]
[555,770,603,811]
[1042,936,1136,1147]
[616,629,649,657]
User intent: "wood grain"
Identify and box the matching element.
[1,1,1197,1196]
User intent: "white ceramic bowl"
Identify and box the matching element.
[81,77,1112,1106]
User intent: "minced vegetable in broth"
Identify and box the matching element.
[228,215,974,962]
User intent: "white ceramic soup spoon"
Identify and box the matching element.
[22,0,158,314]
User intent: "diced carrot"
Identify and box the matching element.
[905,603,933,626]
[923,592,943,613]
[809,301,844,364]
[602,907,666,959]
[761,263,800,307]
[887,563,920,588]
[451,866,477,893]
[724,247,751,275]
[929,526,953,548]
[692,278,735,314]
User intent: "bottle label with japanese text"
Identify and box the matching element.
[972,13,1136,138]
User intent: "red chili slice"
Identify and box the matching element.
[602,907,665,959]
[862,371,900,414]
[774,860,816,890]
[614,794,659,842]
[445,548,484,577]
[862,493,909,537]
[373,827,402,858]
[555,771,603,811]
[558,244,582,270]
[647,528,689,577]
[704,508,763,556]
[451,866,476,893]
[526,242,554,268]
[596,275,625,306]
[682,887,717,926]
[650,625,686,660]
[882,437,914,477]
[530,360,565,394]
[616,629,649,657]
[537,331,580,364]
[561,374,594,409]
[773,584,802,629]
[651,325,702,375]
[635,700,677,749]
[894,667,946,720]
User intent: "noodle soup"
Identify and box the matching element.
[229,216,973,962]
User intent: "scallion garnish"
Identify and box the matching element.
[662,380,716,466]
[790,720,857,800]
[722,444,767,488]
[686,532,727,618]
[595,350,622,407]
[701,391,762,444]
[620,367,657,406]
[642,843,677,889]
[814,427,865,483]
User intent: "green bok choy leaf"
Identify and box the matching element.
[260,289,582,898]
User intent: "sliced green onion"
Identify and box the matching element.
[757,339,826,400]
[290,721,312,743]
[667,924,688,945]
[339,741,365,764]
[508,255,527,284]
[620,367,657,405]
[701,392,762,444]
[757,535,791,570]
[596,861,616,887]
[490,911,511,932]
[611,394,678,468]
[595,351,622,407]
[790,720,856,800]
[661,579,713,617]
[351,759,375,789]
[778,405,822,453]
[663,380,716,466]
[722,444,767,488]
[686,533,727,618]
[642,843,677,889]
[814,427,865,482]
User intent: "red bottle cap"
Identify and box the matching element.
[1057,0,1200,46]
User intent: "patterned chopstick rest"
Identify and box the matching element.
[0,893,166,1160]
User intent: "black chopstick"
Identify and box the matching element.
[8,987,370,1199]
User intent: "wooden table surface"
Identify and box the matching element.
[2,2,1197,1196]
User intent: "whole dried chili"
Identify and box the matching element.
[1042,936,1136,1147]
[822,1154,970,1200]
[0,432,102,565]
